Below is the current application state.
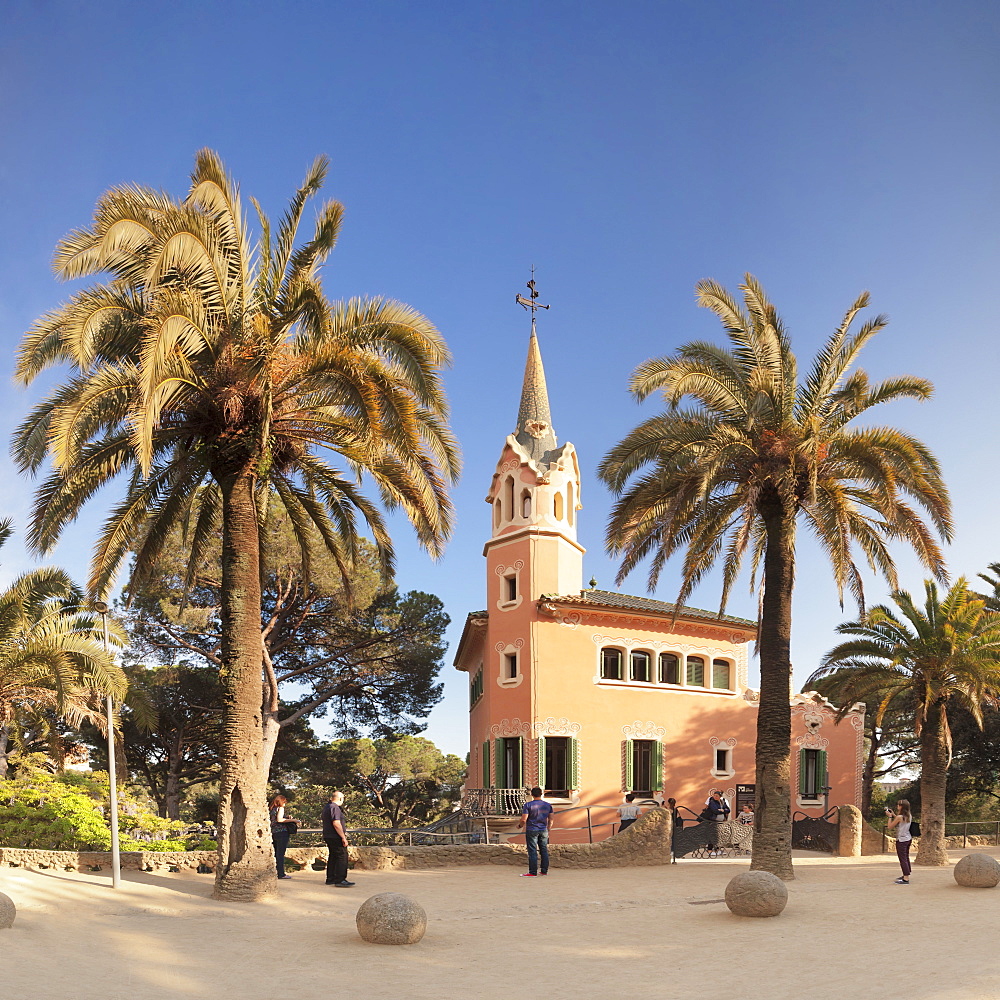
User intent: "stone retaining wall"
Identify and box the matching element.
[0,808,675,874]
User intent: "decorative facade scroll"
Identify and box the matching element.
[621,720,666,739]
[710,736,738,751]
[495,637,525,653]
[489,717,531,738]
[535,717,582,737]
[539,604,583,629]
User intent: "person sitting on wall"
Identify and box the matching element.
[738,803,755,825]
[617,793,642,833]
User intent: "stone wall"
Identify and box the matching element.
[837,805,863,857]
[0,808,675,874]
[860,818,891,856]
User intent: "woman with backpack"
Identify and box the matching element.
[886,799,916,884]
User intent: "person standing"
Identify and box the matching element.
[322,790,354,887]
[886,799,914,884]
[617,793,642,833]
[269,793,297,880]
[666,797,683,829]
[701,789,730,855]
[517,787,553,877]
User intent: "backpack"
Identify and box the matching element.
[910,820,920,837]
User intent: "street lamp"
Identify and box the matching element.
[93,601,121,889]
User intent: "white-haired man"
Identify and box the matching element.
[321,790,354,887]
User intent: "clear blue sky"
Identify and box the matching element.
[2,1,999,756]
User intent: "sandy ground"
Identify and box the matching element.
[2,849,999,1000]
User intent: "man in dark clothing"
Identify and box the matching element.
[321,791,354,886]
[517,787,554,877]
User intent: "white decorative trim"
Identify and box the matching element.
[791,690,838,710]
[621,720,666,739]
[709,737,737,779]
[495,638,525,688]
[539,604,582,629]
[535,717,582,737]
[489,717,531,738]
[494,560,524,611]
[795,733,830,750]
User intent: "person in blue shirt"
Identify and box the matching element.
[518,787,554,877]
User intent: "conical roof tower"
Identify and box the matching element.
[514,320,558,466]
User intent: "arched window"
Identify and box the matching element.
[567,482,575,526]
[494,500,501,528]
[601,647,623,680]
[521,489,532,518]
[504,476,515,521]
[630,650,651,682]
[712,659,732,690]
[554,491,564,520]
[686,656,705,687]
[659,652,680,684]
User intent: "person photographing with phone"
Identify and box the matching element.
[886,799,914,884]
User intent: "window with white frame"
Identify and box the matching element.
[712,659,732,689]
[686,655,705,686]
[630,650,651,682]
[601,647,623,680]
[659,652,680,684]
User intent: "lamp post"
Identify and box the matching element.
[93,601,121,889]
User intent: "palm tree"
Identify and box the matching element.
[809,580,1000,865]
[0,521,126,779]
[598,275,951,878]
[12,151,459,899]
[810,668,918,818]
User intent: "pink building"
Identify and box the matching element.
[453,321,864,842]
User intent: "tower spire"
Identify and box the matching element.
[514,270,557,465]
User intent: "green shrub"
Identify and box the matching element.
[0,770,192,851]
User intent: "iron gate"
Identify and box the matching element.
[672,819,753,859]
[791,807,839,852]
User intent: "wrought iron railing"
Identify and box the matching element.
[944,821,1000,847]
[791,807,839,853]
[461,787,531,817]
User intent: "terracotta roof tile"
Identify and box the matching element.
[540,589,756,629]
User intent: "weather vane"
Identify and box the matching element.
[515,266,550,326]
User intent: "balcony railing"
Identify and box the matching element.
[462,787,531,817]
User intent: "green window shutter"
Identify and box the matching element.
[817,750,828,793]
[624,739,634,790]
[537,737,546,790]
[798,749,808,795]
[495,738,504,787]
[652,740,664,791]
[481,740,489,787]
[513,737,523,788]
[569,738,579,790]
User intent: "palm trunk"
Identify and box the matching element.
[0,722,9,780]
[915,700,950,866]
[213,471,275,900]
[751,497,795,880]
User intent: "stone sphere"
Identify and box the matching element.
[356,892,427,945]
[725,870,788,917]
[954,853,1000,888]
[0,892,15,929]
